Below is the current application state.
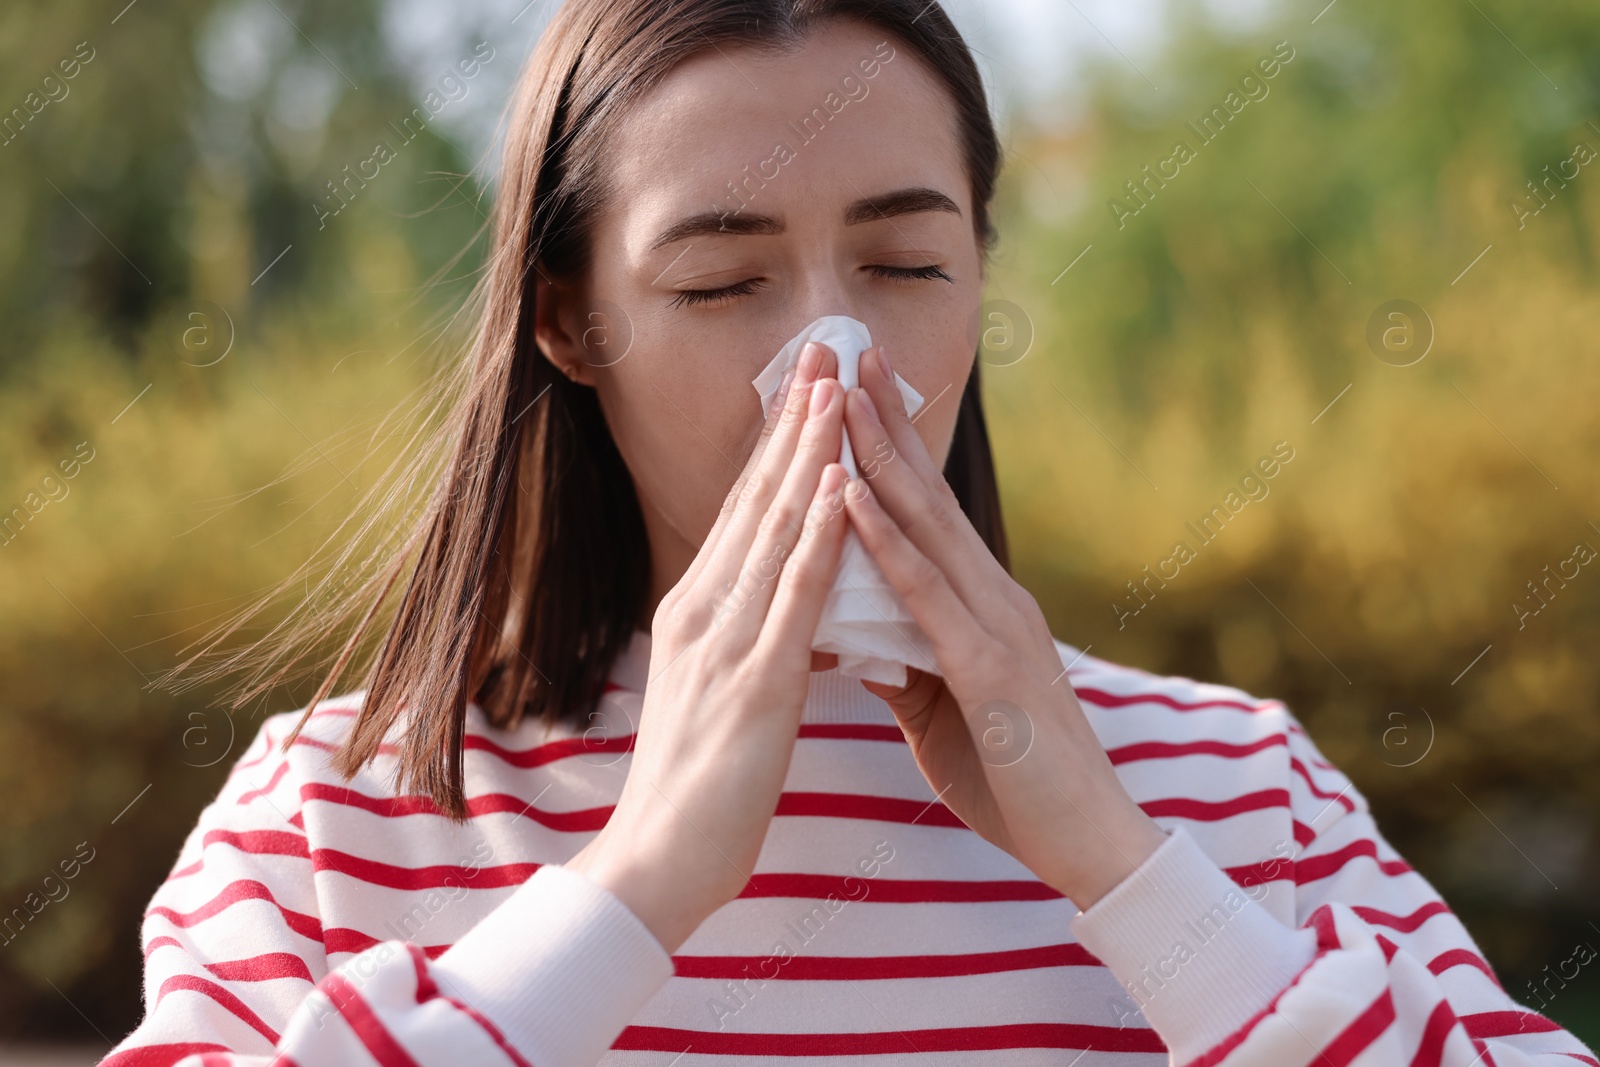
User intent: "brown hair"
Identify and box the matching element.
[159,0,1009,820]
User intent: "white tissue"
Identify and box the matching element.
[751,315,941,688]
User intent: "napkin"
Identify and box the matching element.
[751,315,942,687]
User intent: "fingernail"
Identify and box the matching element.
[798,341,823,382]
[809,377,833,417]
[876,345,891,380]
[772,367,795,413]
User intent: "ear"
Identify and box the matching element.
[531,267,597,388]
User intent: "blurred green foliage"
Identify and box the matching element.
[0,0,1596,1050]
[986,0,1600,1043]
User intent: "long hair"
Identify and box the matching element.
[159,0,1009,820]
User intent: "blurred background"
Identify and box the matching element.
[1,0,1596,1058]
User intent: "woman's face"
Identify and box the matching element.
[535,19,985,608]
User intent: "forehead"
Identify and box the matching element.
[599,21,968,246]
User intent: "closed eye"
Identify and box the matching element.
[873,264,954,286]
[668,277,765,309]
[668,264,954,309]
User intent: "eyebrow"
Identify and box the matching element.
[648,186,962,252]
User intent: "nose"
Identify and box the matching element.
[791,266,867,343]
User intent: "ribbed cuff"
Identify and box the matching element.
[433,863,673,1067]
[1069,825,1318,1062]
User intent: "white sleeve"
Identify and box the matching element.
[1071,713,1598,1066]
[100,718,673,1067]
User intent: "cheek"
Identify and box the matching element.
[912,385,963,473]
[596,349,758,532]
[883,301,975,467]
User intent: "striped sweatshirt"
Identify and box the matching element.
[102,629,1598,1067]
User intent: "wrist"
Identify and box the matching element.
[1076,814,1170,909]
[1043,792,1170,910]
[566,827,721,954]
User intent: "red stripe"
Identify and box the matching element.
[327,927,450,960]
[313,848,540,890]
[1409,999,1459,1067]
[326,927,383,957]
[404,943,534,1067]
[198,828,309,859]
[321,970,421,1067]
[1427,948,1502,987]
[1351,901,1449,933]
[1291,756,1357,811]
[146,878,322,944]
[1183,1001,1281,1067]
[301,783,978,832]
[99,1043,232,1067]
[797,723,906,742]
[263,711,1302,787]
[294,734,399,758]
[1463,1010,1564,1037]
[1293,819,1316,847]
[1072,685,1272,715]
[1181,921,1337,1067]
[204,951,315,984]
[237,760,291,806]
[775,792,966,828]
[408,943,435,995]
[613,1021,1166,1054]
[1222,858,1294,890]
[155,973,281,1045]
[1310,904,1343,949]
[299,782,611,832]
[672,942,1102,980]
[295,703,382,721]
[1107,735,1286,765]
[463,730,635,768]
[1140,788,1289,822]
[1296,839,1412,883]
[143,935,182,959]
[737,873,1062,903]
[1319,987,1396,1066]
[181,843,1060,901]
[233,723,282,773]
[167,829,311,881]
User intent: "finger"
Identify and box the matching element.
[695,340,838,571]
[713,377,846,641]
[858,345,947,486]
[856,344,995,560]
[698,352,805,566]
[844,372,1009,620]
[696,343,835,593]
[841,472,989,671]
[755,461,851,669]
[681,340,837,594]
[857,667,944,730]
[740,341,839,490]
[809,650,840,671]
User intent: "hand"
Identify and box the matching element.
[566,340,853,952]
[838,344,1170,910]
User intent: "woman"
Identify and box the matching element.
[103,1,1596,1065]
